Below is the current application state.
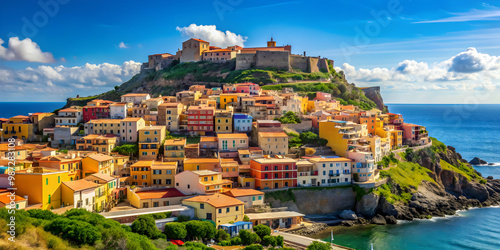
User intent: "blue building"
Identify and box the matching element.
[219,221,253,237]
[233,113,253,133]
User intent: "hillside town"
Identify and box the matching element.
[0,38,430,249]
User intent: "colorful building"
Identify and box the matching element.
[76,134,118,154]
[224,188,264,208]
[308,157,353,186]
[217,133,249,158]
[55,108,83,126]
[183,158,221,172]
[215,109,233,134]
[2,116,35,141]
[257,132,288,156]
[187,106,215,136]
[81,153,114,177]
[138,126,165,160]
[127,187,186,208]
[84,173,118,212]
[61,179,99,211]
[250,157,297,190]
[182,193,244,227]
[233,113,253,133]
[219,94,239,109]
[174,170,232,195]
[163,138,186,164]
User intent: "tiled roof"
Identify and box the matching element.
[184,158,220,164]
[0,192,26,205]
[190,170,221,176]
[89,173,116,182]
[62,179,99,191]
[122,117,143,122]
[191,38,209,43]
[122,93,149,97]
[200,136,218,142]
[217,133,248,139]
[59,108,80,113]
[258,132,287,138]
[183,194,243,208]
[87,154,113,162]
[308,157,352,162]
[135,188,185,199]
[224,188,264,197]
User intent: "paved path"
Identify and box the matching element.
[275,231,352,250]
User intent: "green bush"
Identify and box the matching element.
[131,215,163,239]
[164,222,187,239]
[307,241,332,250]
[230,236,242,245]
[253,224,271,240]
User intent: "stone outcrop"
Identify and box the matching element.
[339,210,358,220]
[469,157,487,165]
[361,86,387,111]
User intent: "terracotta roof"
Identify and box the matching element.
[183,194,243,208]
[122,117,143,122]
[151,162,177,169]
[184,158,220,164]
[217,133,248,139]
[258,132,288,138]
[89,173,116,182]
[110,102,127,106]
[164,138,186,145]
[308,157,352,162]
[224,188,264,197]
[59,108,80,113]
[135,188,185,199]
[131,161,153,167]
[86,154,113,162]
[206,49,232,53]
[62,179,99,191]
[190,38,209,43]
[122,93,149,97]
[139,126,164,131]
[0,192,26,205]
[10,115,29,119]
[200,136,218,142]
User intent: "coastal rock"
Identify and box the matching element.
[470,157,487,165]
[339,210,358,220]
[371,214,387,225]
[341,220,356,227]
[355,193,380,218]
[385,215,398,224]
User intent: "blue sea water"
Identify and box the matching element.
[0,102,66,118]
[319,104,500,250]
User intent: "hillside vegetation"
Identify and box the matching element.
[64,60,380,111]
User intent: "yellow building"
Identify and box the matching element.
[2,115,35,141]
[163,138,186,164]
[85,119,121,136]
[220,94,238,109]
[175,170,233,195]
[61,179,99,212]
[183,158,221,171]
[111,153,129,176]
[182,193,244,227]
[319,120,360,157]
[257,132,288,156]
[15,167,70,210]
[151,161,177,187]
[76,134,118,154]
[0,143,27,160]
[300,96,309,114]
[84,173,117,212]
[215,109,233,134]
[138,126,166,160]
[81,154,114,177]
[130,161,152,186]
[390,129,403,149]
[38,154,82,181]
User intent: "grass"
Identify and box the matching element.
[376,161,436,204]
[430,137,446,153]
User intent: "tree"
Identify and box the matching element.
[230,236,242,245]
[244,244,264,250]
[176,215,191,222]
[216,229,230,242]
[131,215,162,239]
[185,220,205,240]
[262,235,277,247]
[307,241,332,250]
[276,235,284,247]
[201,221,217,239]
[45,218,101,246]
[243,215,250,222]
[112,144,139,157]
[27,209,58,220]
[276,111,301,124]
[164,222,187,239]
[239,229,261,245]
[300,131,318,144]
[253,224,271,240]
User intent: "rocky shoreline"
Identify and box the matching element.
[271,145,500,237]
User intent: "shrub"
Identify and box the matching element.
[164,222,187,239]
[216,229,230,242]
[243,215,250,222]
[239,229,261,245]
[253,224,271,240]
[262,235,277,247]
[131,215,162,239]
[230,236,242,245]
[27,209,58,220]
[45,218,101,246]
[176,215,191,222]
[244,244,264,250]
[307,241,332,250]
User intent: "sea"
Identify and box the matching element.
[317,104,500,250]
[0,102,66,118]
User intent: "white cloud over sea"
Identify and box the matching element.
[176,24,247,48]
[0,37,55,63]
[336,47,500,92]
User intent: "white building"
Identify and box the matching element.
[280,94,302,115]
[347,150,376,183]
[110,103,128,119]
[55,108,82,126]
[308,157,353,186]
[61,179,98,212]
[121,93,151,105]
[121,117,146,143]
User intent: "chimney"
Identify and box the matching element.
[303,51,306,57]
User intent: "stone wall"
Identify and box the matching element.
[290,55,308,72]
[282,120,313,132]
[318,58,330,72]
[235,53,256,70]
[255,51,290,71]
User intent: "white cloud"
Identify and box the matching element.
[0,37,55,63]
[0,60,141,100]
[414,8,500,24]
[118,42,128,49]
[335,47,500,91]
[176,24,247,48]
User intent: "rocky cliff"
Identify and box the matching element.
[265,139,500,225]
[361,86,387,112]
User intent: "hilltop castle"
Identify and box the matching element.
[142,37,332,73]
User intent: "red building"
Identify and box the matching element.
[82,100,114,122]
[250,157,297,190]
[187,106,215,136]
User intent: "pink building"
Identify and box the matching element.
[402,123,429,146]
[236,83,261,95]
[315,92,332,102]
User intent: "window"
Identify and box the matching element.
[46,178,48,185]
[218,208,222,213]
[258,196,262,200]
[226,207,230,213]
[236,206,239,211]
[153,202,159,207]
[200,204,204,209]
[253,196,256,201]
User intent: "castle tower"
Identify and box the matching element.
[267,37,276,47]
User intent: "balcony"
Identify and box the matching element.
[329,173,341,177]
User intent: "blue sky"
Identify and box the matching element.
[2,0,500,103]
